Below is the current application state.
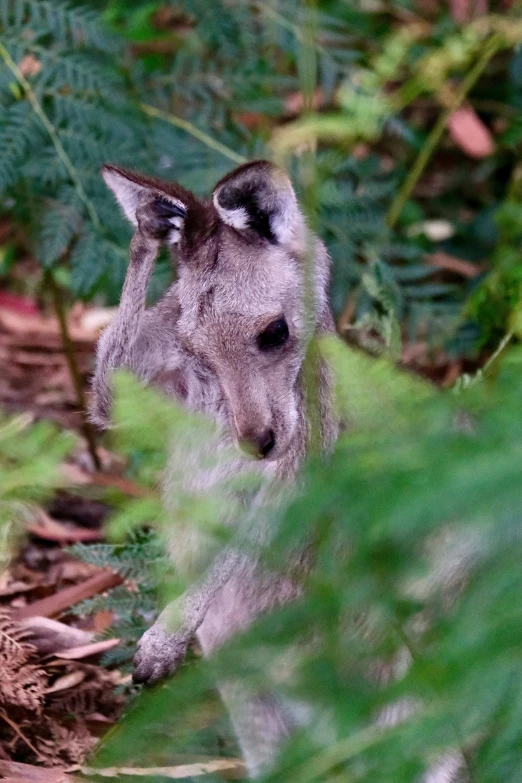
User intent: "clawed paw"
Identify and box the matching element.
[132,624,190,687]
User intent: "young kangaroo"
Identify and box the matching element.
[90,160,338,775]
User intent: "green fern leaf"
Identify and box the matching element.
[38,198,81,267]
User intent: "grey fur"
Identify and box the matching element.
[91,161,337,776]
[91,161,462,782]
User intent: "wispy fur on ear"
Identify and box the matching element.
[102,165,192,245]
[212,160,305,247]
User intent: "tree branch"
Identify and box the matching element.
[47,274,101,470]
[386,34,502,229]
[139,103,247,166]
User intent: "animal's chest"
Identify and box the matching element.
[155,358,291,571]
[160,413,277,575]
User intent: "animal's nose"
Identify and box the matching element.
[258,429,275,458]
[239,429,275,459]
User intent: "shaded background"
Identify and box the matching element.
[1,0,521,426]
[1,1,522,782]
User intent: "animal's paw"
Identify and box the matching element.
[133,624,190,687]
[136,195,186,244]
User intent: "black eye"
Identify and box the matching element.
[257,318,289,351]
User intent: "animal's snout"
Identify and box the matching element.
[239,428,275,460]
[258,429,275,458]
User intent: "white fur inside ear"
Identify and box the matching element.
[168,228,181,245]
[167,207,186,245]
[102,168,145,226]
[212,192,249,230]
[271,197,305,246]
[212,177,305,245]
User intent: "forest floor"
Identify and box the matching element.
[0,268,486,781]
[0,287,129,778]
[0,283,251,781]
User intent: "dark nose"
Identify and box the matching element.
[239,429,275,459]
[258,429,275,458]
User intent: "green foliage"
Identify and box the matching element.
[467,188,522,347]
[108,371,256,565]
[69,530,168,669]
[0,409,74,568]
[67,370,249,673]
[2,0,522,354]
[91,342,522,783]
[3,6,522,777]
[0,0,162,299]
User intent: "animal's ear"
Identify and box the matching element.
[212,161,305,246]
[102,165,193,245]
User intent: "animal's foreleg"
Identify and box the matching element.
[133,549,244,685]
[90,231,158,428]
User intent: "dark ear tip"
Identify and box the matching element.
[101,163,123,177]
[101,164,119,183]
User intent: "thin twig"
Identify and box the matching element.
[298,0,323,456]
[386,34,502,228]
[47,274,101,470]
[0,710,44,760]
[83,758,246,779]
[139,103,247,165]
[506,161,522,201]
[292,723,389,783]
[0,42,101,230]
[482,331,513,376]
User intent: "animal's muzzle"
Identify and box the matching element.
[238,428,276,459]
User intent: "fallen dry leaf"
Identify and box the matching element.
[442,360,463,388]
[18,54,42,77]
[79,307,117,333]
[83,757,247,780]
[0,303,96,428]
[0,760,82,782]
[284,88,324,116]
[45,669,87,694]
[54,638,120,660]
[402,342,429,365]
[408,220,455,241]
[27,513,103,544]
[425,252,483,278]
[12,570,124,621]
[447,106,495,159]
[20,617,93,656]
[92,610,113,633]
[0,292,39,316]
[60,462,155,498]
[0,580,33,598]
[449,0,487,22]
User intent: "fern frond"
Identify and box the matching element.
[0,101,40,190]
[68,229,106,295]
[40,53,124,98]
[38,197,81,267]
[1,0,115,52]
[0,612,46,713]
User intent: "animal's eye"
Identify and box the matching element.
[257,318,289,351]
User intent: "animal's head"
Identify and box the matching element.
[103,160,332,461]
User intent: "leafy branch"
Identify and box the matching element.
[139,103,247,165]
[386,34,503,228]
[0,41,101,230]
